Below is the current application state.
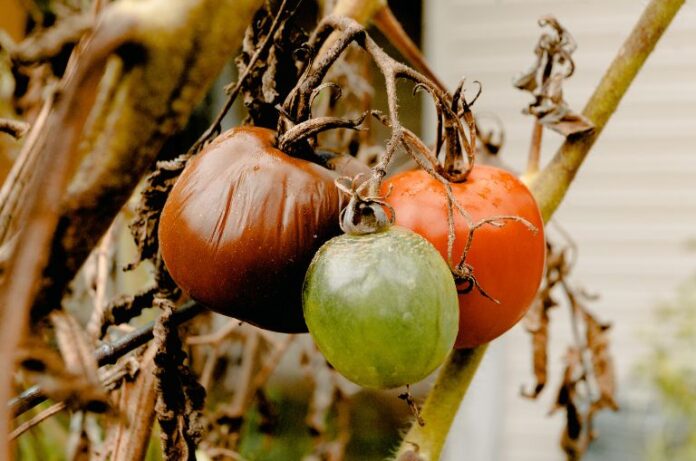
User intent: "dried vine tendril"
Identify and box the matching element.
[276,16,539,301]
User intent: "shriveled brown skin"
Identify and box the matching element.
[159,127,342,332]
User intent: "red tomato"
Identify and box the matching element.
[382,165,545,348]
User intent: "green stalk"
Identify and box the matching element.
[395,0,686,459]
[531,0,686,221]
[395,345,487,460]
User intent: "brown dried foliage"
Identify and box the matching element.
[153,298,206,461]
[236,0,309,128]
[523,238,618,460]
[514,16,594,137]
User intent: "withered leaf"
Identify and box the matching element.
[101,286,158,336]
[128,157,188,268]
[550,347,589,461]
[153,298,206,461]
[521,296,553,398]
[515,15,594,137]
[522,242,565,398]
[584,310,619,412]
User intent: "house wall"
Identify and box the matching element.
[423,1,696,460]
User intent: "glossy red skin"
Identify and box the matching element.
[382,165,545,348]
[159,127,341,332]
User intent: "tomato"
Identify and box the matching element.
[159,126,346,332]
[303,226,459,389]
[382,165,545,348]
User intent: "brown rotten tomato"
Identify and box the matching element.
[382,164,545,348]
[159,126,353,332]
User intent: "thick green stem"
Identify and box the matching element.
[395,0,685,458]
[395,345,487,460]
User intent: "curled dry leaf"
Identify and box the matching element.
[514,16,594,136]
[523,231,618,461]
[583,310,619,413]
[128,156,190,268]
[522,242,564,398]
[100,286,158,337]
[236,1,307,128]
[0,118,30,139]
[550,347,589,461]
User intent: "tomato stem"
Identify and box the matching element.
[531,0,685,222]
[393,345,488,461]
[526,120,543,176]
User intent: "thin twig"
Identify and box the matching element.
[10,402,66,440]
[527,120,543,176]
[10,301,205,418]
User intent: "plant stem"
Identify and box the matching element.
[394,345,487,460]
[394,0,685,458]
[9,301,204,417]
[526,120,543,176]
[531,0,686,222]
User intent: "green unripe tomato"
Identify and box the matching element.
[303,226,459,389]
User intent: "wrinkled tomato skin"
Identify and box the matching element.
[303,226,459,389]
[159,127,341,333]
[382,165,545,348]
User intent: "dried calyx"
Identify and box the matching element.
[438,79,480,183]
[335,175,393,235]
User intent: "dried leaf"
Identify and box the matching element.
[236,2,307,127]
[521,297,552,398]
[584,310,619,412]
[525,233,618,460]
[550,347,589,461]
[153,298,206,461]
[514,15,594,137]
[101,286,158,336]
[128,157,189,268]
[522,242,564,398]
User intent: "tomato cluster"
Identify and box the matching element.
[159,126,545,389]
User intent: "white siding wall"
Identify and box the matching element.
[424,1,696,460]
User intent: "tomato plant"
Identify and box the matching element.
[303,225,459,389]
[159,126,344,332]
[383,164,546,348]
